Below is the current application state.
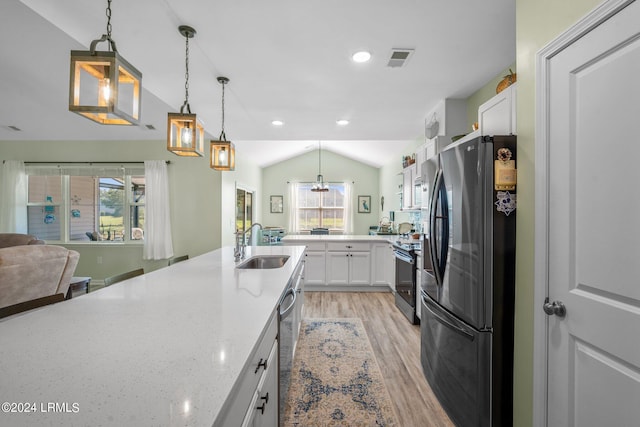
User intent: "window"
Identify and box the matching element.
[296,183,345,232]
[26,164,145,243]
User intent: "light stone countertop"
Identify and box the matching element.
[282,234,399,243]
[0,245,306,427]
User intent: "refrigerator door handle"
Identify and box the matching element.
[422,294,475,341]
[429,170,443,286]
[430,169,449,285]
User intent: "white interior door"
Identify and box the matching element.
[540,1,640,425]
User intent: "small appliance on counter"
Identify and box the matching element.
[377,217,394,234]
[259,227,285,245]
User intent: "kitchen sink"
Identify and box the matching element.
[236,255,290,269]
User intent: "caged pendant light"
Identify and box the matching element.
[311,142,329,192]
[167,25,205,157]
[69,0,142,125]
[210,77,236,171]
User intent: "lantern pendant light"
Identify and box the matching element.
[69,0,142,125]
[311,141,329,192]
[167,25,205,157]
[210,77,236,171]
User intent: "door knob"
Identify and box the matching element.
[543,297,566,318]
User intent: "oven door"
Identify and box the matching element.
[394,249,416,308]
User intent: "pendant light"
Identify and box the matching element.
[167,25,205,157]
[69,0,142,125]
[311,142,329,192]
[210,77,236,171]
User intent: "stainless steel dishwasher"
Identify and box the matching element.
[278,261,303,425]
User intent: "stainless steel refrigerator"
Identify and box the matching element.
[420,135,516,427]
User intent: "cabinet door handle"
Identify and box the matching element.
[254,358,267,374]
[256,393,269,414]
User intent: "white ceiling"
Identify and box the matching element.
[0,0,515,167]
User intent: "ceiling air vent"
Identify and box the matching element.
[387,48,414,68]
[4,125,22,131]
[145,124,156,130]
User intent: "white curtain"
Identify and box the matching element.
[0,160,27,233]
[343,181,354,234]
[143,161,174,260]
[287,182,299,234]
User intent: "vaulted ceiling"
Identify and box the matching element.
[0,0,515,167]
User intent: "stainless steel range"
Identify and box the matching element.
[393,240,421,324]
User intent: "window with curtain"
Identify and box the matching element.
[25,164,145,243]
[295,183,346,232]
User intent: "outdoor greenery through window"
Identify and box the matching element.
[26,164,145,243]
[297,183,345,231]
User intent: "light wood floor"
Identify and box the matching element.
[304,291,454,427]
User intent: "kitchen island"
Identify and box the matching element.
[0,245,305,427]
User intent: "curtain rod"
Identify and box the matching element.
[6,160,171,165]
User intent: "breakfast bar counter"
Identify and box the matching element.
[0,245,305,427]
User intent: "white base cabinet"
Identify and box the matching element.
[303,251,326,285]
[326,242,371,286]
[215,312,278,427]
[284,238,395,289]
[371,242,395,289]
[242,340,278,427]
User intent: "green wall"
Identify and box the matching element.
[513,0,601,426]
[0,139,222,280]
[261,149,380,235]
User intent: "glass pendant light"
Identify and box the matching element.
[311,141,329,192]
[69,0,142,125]
[167,25,205,157]
[210,77,236,171]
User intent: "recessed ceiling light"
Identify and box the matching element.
[336,119,350,126]
[271,120,284,126]
[352,51,371,63]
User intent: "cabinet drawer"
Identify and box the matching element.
[327,242,370,252]
[214,311,278,426]
[304,242,326,251]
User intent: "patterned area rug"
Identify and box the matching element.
[283,318,399,426]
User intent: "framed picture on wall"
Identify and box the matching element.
[270,195,283,213]
[358,195,371,213]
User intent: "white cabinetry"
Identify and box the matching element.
[478,83,517,136]
[371,242,396,290]
[402,164,416,210]
[242,340,278,427]
[414,144,425,179]
[326,242,371,286]
[216,312,278,427]
[302,242,326,286]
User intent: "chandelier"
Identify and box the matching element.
[311,142,329,192]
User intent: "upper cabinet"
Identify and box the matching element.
[402,164,416,210]
[478,83,517,136]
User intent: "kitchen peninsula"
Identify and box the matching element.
[0,245,305,427]
[282,234,404,290]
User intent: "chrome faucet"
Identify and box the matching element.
[234,223,263,261]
